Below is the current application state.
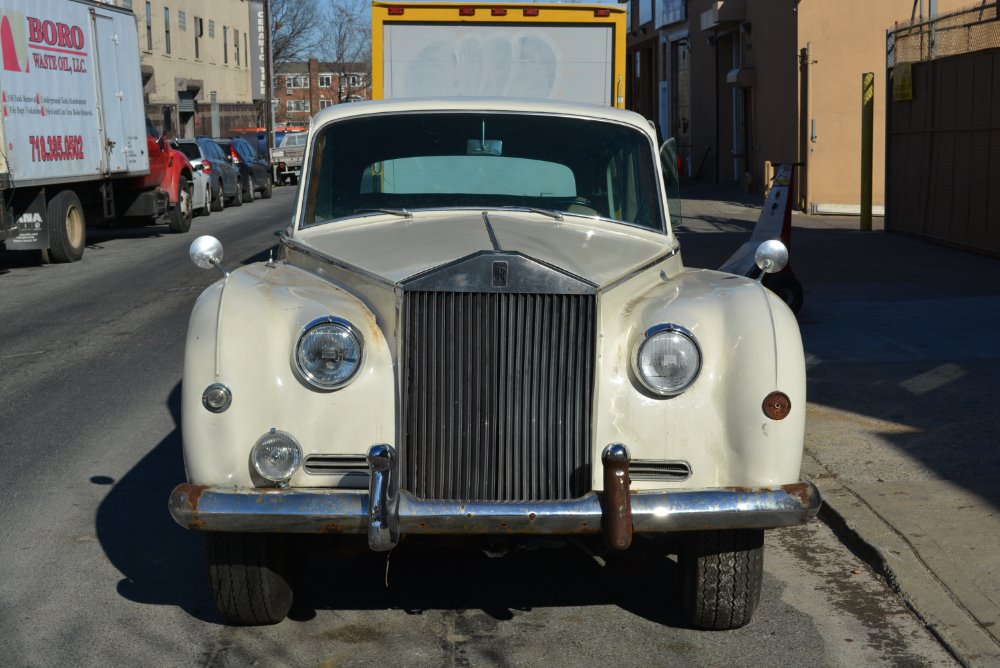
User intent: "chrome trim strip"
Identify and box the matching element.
[481,212,501,252]
[168,481,822,536]
[600,246,679,293]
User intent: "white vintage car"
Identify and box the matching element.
[169,98,820,628]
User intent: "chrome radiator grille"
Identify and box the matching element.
[401,291,596,502]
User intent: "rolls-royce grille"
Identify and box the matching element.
[401,291,596,502]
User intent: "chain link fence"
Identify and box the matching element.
[888,2,1000,66]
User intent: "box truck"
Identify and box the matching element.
[0,0,194,262]
[371,1,627,108]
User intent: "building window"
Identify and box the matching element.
[178,10,186,31]
[286,75,308,89]
[319,98,333,109]
[234,29,240,66]
[223,27,228,64]
[145,2,152,51]
[164,7,171,55]
[194,17,202,59]
[121,0,133,9]
[287,100,310,113]
[208,20,215,38]
[343,73,364,88]
[243,33,248,69]
[319,74,333,88]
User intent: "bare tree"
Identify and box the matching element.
[270,0,326,65]
[323,0,372,102]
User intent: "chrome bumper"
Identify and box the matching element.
[169,445,821,551]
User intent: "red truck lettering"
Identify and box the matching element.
[28,135,85,162]
[27,18,85,50]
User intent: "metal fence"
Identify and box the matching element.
[888,2,1000,66]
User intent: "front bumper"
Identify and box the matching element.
[169,444,821,551]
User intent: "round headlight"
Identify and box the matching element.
[252,429,302,483]
[633,324,702,396]
[294,317,363,390]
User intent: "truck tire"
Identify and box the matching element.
[46,190,86,263]
[678,529,764,630]
[205,532,293,625]
[210,179,224,212]
[229,180,243,207]
[260,175,273,199]
[167,176,193,233]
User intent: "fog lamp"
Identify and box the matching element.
[251,429,302,483]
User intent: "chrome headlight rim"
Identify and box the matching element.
[293,315,364,391]
[632,322,702,397]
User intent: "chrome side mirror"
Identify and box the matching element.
[189,235,229,277]
[754,239,788,278]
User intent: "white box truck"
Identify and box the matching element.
[371,1,627,108]
[0,0,194,262]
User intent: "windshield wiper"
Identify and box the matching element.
[497,206,564,221]
[357,208,414,218]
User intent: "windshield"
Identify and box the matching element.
[302,112,663,231]
[281,133,307,148]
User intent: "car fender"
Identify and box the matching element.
[181,262,395,486]
[594,266,806,490]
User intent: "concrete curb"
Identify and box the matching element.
[804,452,1000,667]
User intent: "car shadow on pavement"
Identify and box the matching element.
[94,382,223,623]
[286,536,687,628]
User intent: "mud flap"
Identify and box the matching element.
[5,190,49,250]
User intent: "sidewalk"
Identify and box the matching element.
[678,180,1000,667]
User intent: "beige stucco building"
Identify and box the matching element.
[626,0,969,212]
[105,0,257,137]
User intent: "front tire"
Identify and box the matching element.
[763,272,804,314]
[678,529,764,630]
[199,181,211,217]
[260,175,273,199]
[241,175,253,202]
[205,533,293,625]
[167,176,193,233]
[45,190,86,262]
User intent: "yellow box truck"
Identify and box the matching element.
[371,1,627,108]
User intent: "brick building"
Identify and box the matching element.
[273,59,371,126]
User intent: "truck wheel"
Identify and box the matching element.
[763,272,804,314]
[230,181,243,207]
[678,529,764,630]
[205,532,293,625]
[46,190,86,263]
[210,180,224,212]
[167,177,193,233]
[261,175,273,199]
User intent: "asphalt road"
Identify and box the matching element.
[0,187,955,667]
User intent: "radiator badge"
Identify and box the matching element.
[492,260,508,288]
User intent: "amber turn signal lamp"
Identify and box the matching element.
[762,391,791,420]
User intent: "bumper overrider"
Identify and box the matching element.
[168,444,822,551]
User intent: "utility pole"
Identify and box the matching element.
[263,0,274,157]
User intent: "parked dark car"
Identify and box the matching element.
[173,138,242,210]
[218,137,273,201]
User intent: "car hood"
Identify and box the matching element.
[292,210,675,289]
